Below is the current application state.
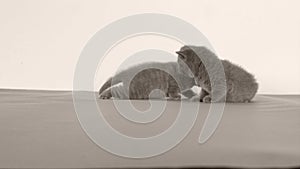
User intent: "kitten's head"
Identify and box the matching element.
[176,45,217,77]
[176,45,202,77]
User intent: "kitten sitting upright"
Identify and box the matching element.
[176,46,258,103]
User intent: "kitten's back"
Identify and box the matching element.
[128,68,172,99]
[222,60,258,102]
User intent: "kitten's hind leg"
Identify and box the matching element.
[168,89,181,100]
[167,78,181,100]
[168,93,181,100]
[99,88,112,99]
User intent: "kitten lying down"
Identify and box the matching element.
[99,46,258,103]
[177,46,258,103]
[99,62,196,100]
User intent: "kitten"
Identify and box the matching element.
[176,46,258,103]
[99,62,196,100]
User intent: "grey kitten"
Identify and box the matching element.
[99,62,196,100]
[176,45,258,103]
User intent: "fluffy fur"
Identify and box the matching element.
[177,46,258,103]
[99,62,196,100]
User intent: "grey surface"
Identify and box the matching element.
[0,89,299,168]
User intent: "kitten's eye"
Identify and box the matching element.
[179,54,186,60]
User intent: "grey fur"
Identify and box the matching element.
[177,45,258,103]
[99,62,196,100]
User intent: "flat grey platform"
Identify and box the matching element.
[0,89,299,168]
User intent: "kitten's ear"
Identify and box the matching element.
[176,51,187,60]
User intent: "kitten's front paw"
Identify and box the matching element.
[168,95,181,101]
[203,95,211,103]
[99,95,111,99]
[190,95,201,102]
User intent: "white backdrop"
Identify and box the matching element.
[0,0,299,94]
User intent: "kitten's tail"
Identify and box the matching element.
[99,77,122,96]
